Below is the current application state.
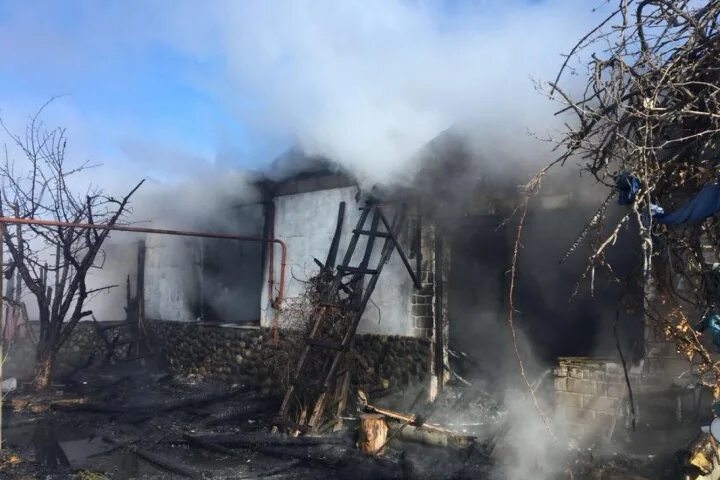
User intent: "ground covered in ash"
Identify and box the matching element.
[0,361,691,479]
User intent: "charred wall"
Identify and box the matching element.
[445,197,645,387]
[141,202,265,324]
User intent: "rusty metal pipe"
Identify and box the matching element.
[0,216,286,308]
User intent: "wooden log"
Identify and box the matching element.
[358,413,388,455]
[394,424,474,449]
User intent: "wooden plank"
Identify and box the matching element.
[307,392,327,428]
[333,371,351,432]
[360,399,475,440]
[324,201,346,269]
[376,207,420,289]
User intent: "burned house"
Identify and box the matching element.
[130,131,688,436]
[1,131,712,480]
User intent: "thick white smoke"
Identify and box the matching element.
[1,1,606,185]
[156,0,603,182]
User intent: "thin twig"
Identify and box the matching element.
[506,196,555,439]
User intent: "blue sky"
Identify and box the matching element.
[0,1,287,183]
[0,1,603,187]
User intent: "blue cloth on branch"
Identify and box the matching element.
[655,183,720,225]
[617,172,641,205]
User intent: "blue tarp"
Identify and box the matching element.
[655,183,720,225]
[614,172,720,225]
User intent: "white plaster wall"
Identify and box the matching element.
[144,235,200,322]
[83,237,143,321]
[260,186,416,336]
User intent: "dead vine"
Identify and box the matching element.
[506,192,556,439]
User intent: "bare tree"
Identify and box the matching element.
[0,101,143,390]
[536,1,720,392]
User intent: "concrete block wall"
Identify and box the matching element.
[411,218,437,339]
[411,290,433,333]
[553,278,711,439]
[409,217,451,397]
[411,273,435,338]
[554,355,708,440]
[554,358,639,434]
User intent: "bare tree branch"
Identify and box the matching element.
[0,100,144,390]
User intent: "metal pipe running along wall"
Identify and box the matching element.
[0,216,287,309]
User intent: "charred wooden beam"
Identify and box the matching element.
[325,201,346,270]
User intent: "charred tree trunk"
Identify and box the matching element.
[32,349,54,391]
[31,304,53,390]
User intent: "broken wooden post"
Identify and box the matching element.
[358,413,387,455]
[324,201,346,270]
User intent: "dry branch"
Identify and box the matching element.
[0,101,144,389]
[540,0,720,395]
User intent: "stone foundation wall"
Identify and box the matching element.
[4,322,141,380]
[4,321,432,395]
[153,322,432,395]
